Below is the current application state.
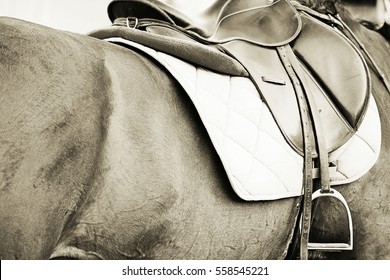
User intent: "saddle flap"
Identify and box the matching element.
[292,14,370,129]
[219,11,370,155]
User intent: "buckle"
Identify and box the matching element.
[126,17,139,29]
[300,188,353,251]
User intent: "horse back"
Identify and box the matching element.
[0,16,301,259]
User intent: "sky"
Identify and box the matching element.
[0,0,112,34]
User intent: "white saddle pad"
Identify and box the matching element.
[106,38,382,201]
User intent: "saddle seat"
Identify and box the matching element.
[105,0,370,157]
[108,0,301,46]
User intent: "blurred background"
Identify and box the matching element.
[0,0,389,38]
[0,0,112,34]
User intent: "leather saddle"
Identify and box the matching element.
[102,0,372,257]
[106,0,370,157]
[108,0,302,46]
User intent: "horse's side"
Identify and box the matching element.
[0,7,389,260]
[0,17,301,259]
[309,8,390,259]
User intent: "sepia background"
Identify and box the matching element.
[0,0,112,33]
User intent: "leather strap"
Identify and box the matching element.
[277,45,313,260]
[278,44,331,259]
[285,46,331,194]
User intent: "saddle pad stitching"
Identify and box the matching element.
[327,96,379,159]
[220,122,292,193]
[245,104,271,189]
[219,71,232,166]
[189,62,298,196]
[333,96,379,158]
[329,95,381,184]
[228,107,301,182]
[355,132,376,155]
[331,154,379,185]
[191,67,293,194]
[334,169,348,180]
[338,138,378,178]
[204,113,297,193]
[193,74,273,152]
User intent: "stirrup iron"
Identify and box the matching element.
[301,188,353,251]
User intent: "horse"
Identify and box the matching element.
[341,0,390,39]
[0,1,389,260]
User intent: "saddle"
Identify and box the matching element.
[97,0,378,258]
[108,0,302,45]
[106,0,369,157]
